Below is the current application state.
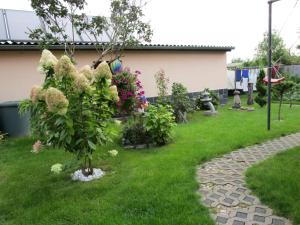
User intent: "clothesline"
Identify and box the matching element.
[228,66,280,70]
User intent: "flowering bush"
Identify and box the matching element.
[112,68,147,114]
[20,49,118,176]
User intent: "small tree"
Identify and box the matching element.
[30,0,152,65]
[273,80,295,120]
[171,82,192,123]
[20,50,119,176]
[154,69,170,105]
[255,69,267,107]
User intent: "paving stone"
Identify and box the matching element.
[236,212,248,219]
[196,132,300,225]
[236,188,247,193]
[216,216,228,224]
[232,220,245,225]
[230,192,241,198]
[272,218,285,225]
[211,193,222,199]
[217,188,228,194]
[253,215,265,222]
[243,196,256,204]
[224,198,234,204]
[255,207,267,214]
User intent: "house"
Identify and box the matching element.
[0,9,234,104]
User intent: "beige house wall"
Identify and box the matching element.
[0,50,227,103]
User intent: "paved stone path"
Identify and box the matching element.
[196,132,300,225]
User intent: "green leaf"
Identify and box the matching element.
[88,140,97,150]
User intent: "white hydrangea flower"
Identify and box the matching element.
[37,49,58,74]
[108,149,118,157]
[51,163,63,174]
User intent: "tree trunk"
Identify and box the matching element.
[278,94,283,121]
[247,83,254,105]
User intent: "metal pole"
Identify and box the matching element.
[267,1,272,130]
[267,0,281,130]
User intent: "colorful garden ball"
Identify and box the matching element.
[110,59,122,74]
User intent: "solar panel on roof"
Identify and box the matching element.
[0,10,8,39]
[5,9,42,41]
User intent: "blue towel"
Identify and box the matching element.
[235,69,242,81]
[242,69,249,78]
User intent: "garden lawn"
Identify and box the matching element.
[1,99,300,225]
[246,147,300,225]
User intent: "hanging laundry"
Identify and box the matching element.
[248,69,258,84]
[242,69,249,78]
[235,69,242,81]
[242,77,248,92]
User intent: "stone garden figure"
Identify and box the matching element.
[233,90,241,109]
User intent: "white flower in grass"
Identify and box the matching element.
[51,163,63,174]
[108,150,118,157]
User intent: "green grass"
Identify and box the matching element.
[246,147,300,225]
[1,99,300,225]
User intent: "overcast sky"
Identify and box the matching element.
[1,0,300,62]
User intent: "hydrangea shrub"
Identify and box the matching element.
[20,49,119,175]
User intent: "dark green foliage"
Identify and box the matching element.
[144,104,175,146]
[255,69,267,107]
[171,83,192,123]
[122,113,150,146]
[122,105,176,147]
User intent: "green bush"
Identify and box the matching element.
[255,69,267,107]
[171,82,192,123]
[145,104,176,146]
[122,113,150,146]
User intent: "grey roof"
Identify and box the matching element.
[0,8,234,52]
